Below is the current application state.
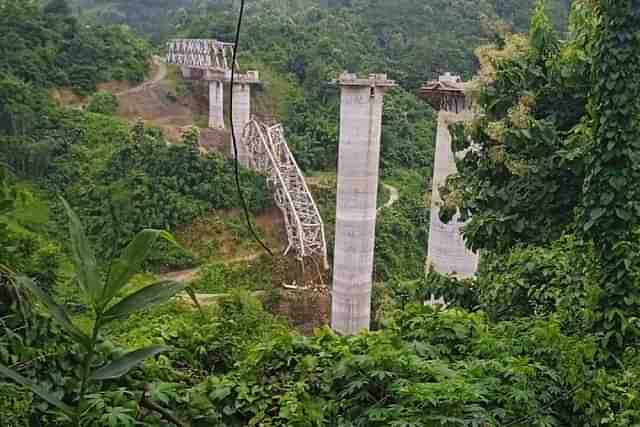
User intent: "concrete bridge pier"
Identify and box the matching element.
[419,73,479,279]
[231,82,251,167]
[331,72,396,335]
[427,109,478,278]
[209,80,225,129]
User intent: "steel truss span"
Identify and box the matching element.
[165,38,238,71]
[243,120,329,269]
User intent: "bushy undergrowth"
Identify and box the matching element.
[87,91,119,115]
[0,313,83,426]
[3,293,640,426]
[176,306,638,426]
[0,184,63,293]
[0,291,290,425]
[1,109,271,270]
[193,257,275,294]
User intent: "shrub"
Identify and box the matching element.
[0,200,195,425]
[87,91,119,115]
[185,308,605,426]
[474,236,596,323]
[0,382,32,426]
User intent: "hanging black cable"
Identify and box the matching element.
[229,0,273,257]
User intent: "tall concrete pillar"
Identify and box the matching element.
[331,73,396,335]
[209,80,224,129]
[231,82,251,166]
[427,106,479,278]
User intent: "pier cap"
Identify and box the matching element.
[233,70,261,84]
[419,72,467,111]
[332,72,397,87]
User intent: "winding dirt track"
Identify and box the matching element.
[380,184,400,211]
[116,56,167,96]
[115,56,195,138]
[159,268,201,284]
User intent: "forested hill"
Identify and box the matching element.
[183,0,571,87]
[0,0,149,135]
[1,0,148,91]
[75,0,570,86]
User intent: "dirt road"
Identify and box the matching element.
[379,184,400,211]
[117,56,167,96]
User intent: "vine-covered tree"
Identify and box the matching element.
[441,3,589,253]
[443,0,640,348]
[578,0,640,348]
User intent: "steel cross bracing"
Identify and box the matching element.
[243,120,329,269]
[166,39,239,72]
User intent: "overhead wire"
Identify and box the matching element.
[229,0,274,257]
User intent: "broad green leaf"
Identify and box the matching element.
[16,277,90,348]
[184,286,203,315]
[102,229,178,307]
[90,346,171,380]
[0,363,74,415]
[102,281,187,322]
[60,197,102,305]
[590,207,605,221]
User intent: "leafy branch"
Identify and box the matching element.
[0,197,197,426]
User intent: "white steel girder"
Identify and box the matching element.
[243,120,329,269]
[165,38,238,72]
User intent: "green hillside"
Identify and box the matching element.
[3,0,640,426]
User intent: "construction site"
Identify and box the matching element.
[152,38,479,334]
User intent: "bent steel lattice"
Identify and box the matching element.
[243,120,328,269]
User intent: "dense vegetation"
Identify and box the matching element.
[0,0,148,94]
[440,0,640,347]
[5,0,640,426]
[0,0,271,299]
[0,0,150,306]
[75,0,570,84]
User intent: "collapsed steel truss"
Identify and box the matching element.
[243,120,328,269]
[166,39,325,268]
[166,38,238,71]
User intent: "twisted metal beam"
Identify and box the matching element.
[243,120,329,269]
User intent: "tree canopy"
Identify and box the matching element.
[0,0,149,93]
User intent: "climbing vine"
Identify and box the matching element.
[580,0,640,348]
